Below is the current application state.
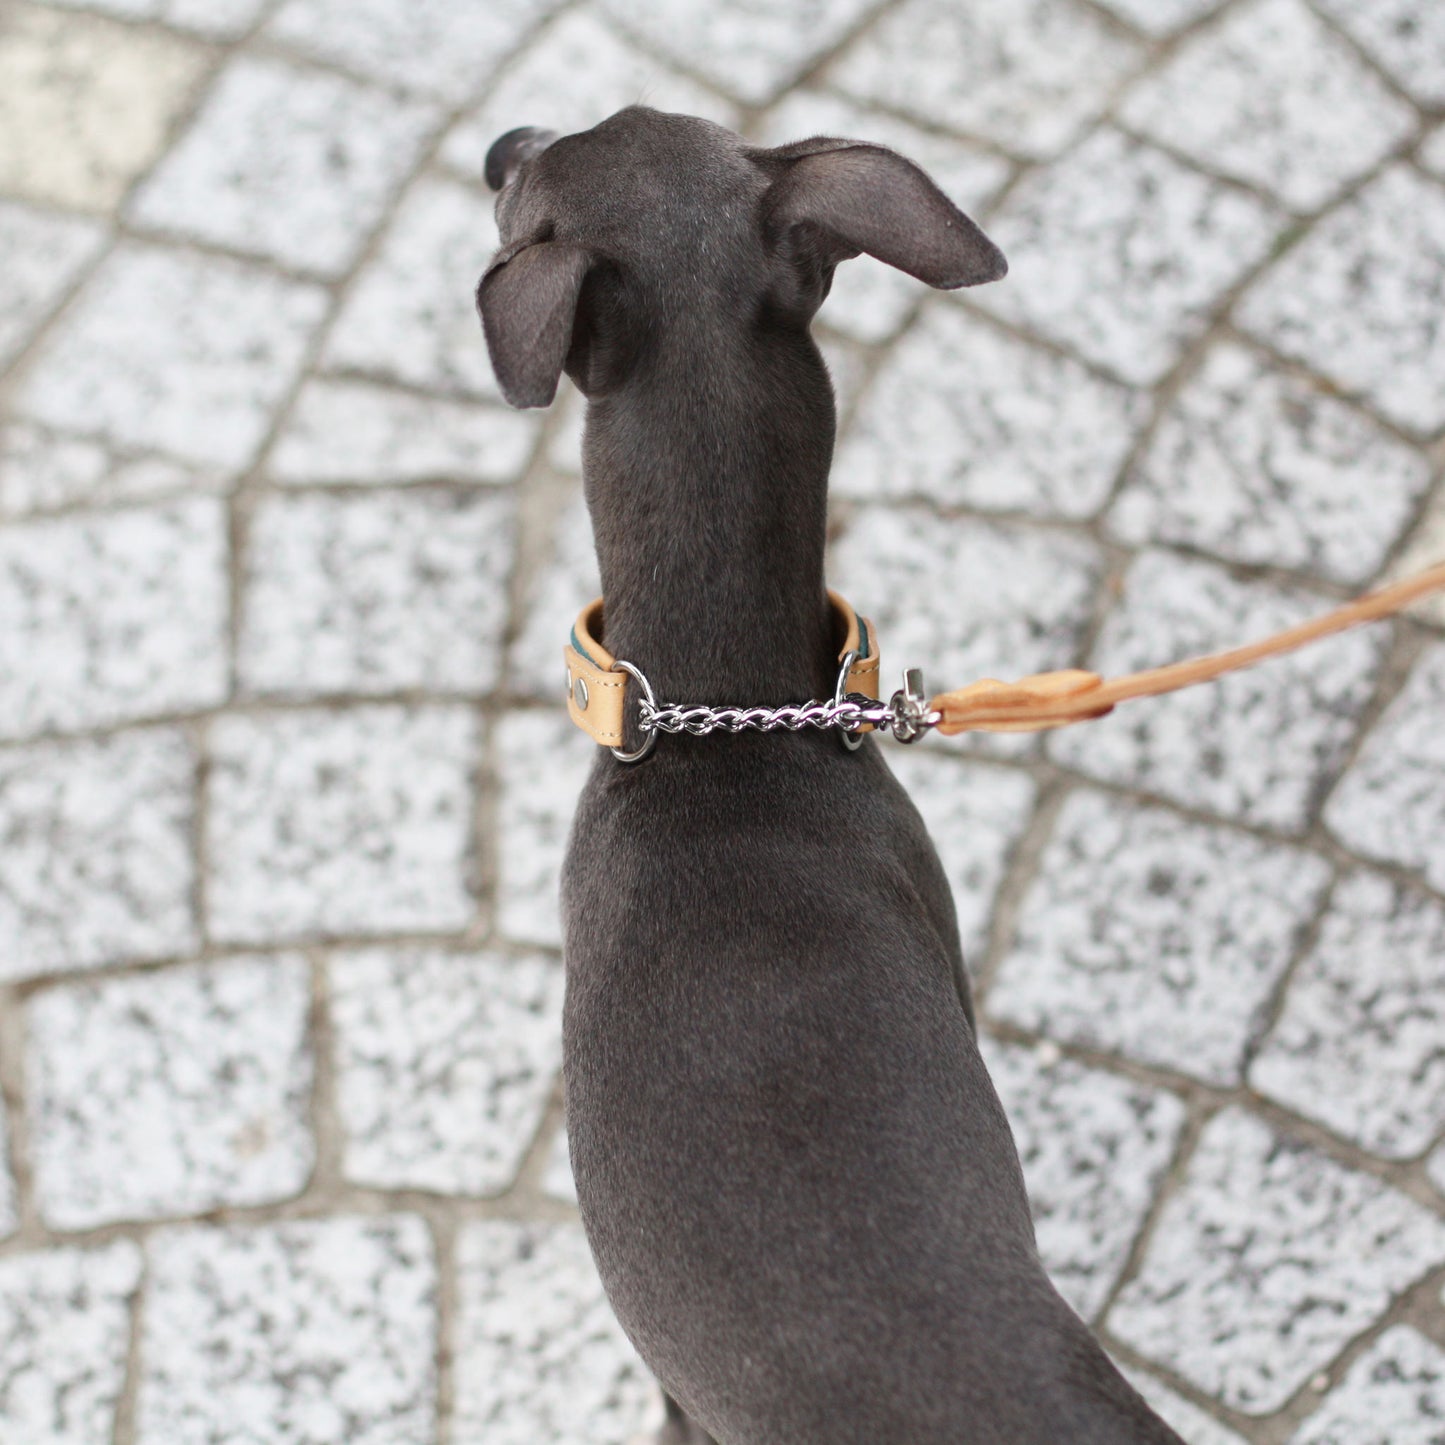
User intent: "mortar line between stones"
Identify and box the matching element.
[109,1247,148,1445]
[1300,0,1442,118]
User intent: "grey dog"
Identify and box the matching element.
[479,106,1183,1445]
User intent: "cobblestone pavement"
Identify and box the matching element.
[1,0,1444,1441]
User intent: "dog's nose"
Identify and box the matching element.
[484,126,557,191]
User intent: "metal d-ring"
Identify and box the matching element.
[609,658,658,763]
[835,649,864,752]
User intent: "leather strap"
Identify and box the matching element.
[564,591,880,749]
[930,560,1445,735]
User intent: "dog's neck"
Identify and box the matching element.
[580,324,838,703]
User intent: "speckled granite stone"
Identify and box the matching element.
[835,303,1145,516]
[600,0,877,104]
[0,499,228,741]
[1109,1108,1445,1413]
[0,1242,142,1445]
[324,178,502,403]
[452,1220,658,1445]
[238,488,516,699]
[989,790,1331,1086]
[0,727,198,980]
[1049,549,1386,832]
[494,709,596,948]
[1313,0,1445,105]
[1110,342,1432,584]
[0,200,105,369]
[1239,167,1445,436]
[130,55,439,277]
[329,945,563,1195]
[977,128,1283,385]
[832,0,1141,159]
[269,380,536,486]
[442,8,737,179]
[1251,870,1445,1158]
[981,1036,1187,1320]
[1324,643,1445,892]
[16,243,327,470]
[1289,1326,1445,1445]
[205,706,477,945]
[26,954,314,1228]
[1119,0,1414,211]
[137,1216,437,1445]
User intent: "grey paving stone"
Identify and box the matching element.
[835,303,1145,516]
[831,0,1142,160]
[508,489,601,700]
[980,1036,1187,1321]
[829,505,1105,761]
[16,243,327,472]
[453,1219,658,1445]
[129,55,439,278]
[1121,1368,1250,1445]
[751,92,1011,343]
[324,176,502,403]
[600,0,877,104]
[1290,1326,1445,1445]
[270,379,537,486]
[1324,643,1445,892]
[1385,488,1445,630]
[441,7,738,180]
[0,200,105,371]
[266,0,557,103]
[1239,166,1445,437]
[543,1126,578,1205]
[988,790,1331,1087]
[0,7,208,212]
[495,709,596,948]
[0,422,227,517]
[1090,0,1229,35]
[0,727,197,981]
[26,954,314,1230]
[1109,341,1433,585]
[329,944,563,1195]
[0,1242,142,1445]
[1049,549,1386,832]
[137,1216,436,1445]
[205,706,477,945]
[1108,1107,1445,1414]
[884,749,1038,964]
[39,0,267,39]
[1119,0,1415,213]
[0,499,228,742]
[977,128,1284,386]
[1252,871,1445,1159]
[1424,126,1445,180]
[1313,0,1445,106]
[238,488,516,699]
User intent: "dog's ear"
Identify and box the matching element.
[759,139,1006,289]
[476,240,593,409]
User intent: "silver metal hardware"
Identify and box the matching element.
[573,676,589,711]
[888,667,940,744]
[608,659,658,763]
[604,652,941,762]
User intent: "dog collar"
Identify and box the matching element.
[564,591,884,760]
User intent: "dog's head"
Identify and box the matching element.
[477,106,1006,409]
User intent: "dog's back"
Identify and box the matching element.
[480,106,1183,1445]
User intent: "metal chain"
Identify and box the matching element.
[640,693,896,737]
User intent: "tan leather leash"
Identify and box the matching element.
[564,561,1445,759]
[930,560,1445,736]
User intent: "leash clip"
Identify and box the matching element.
[888,668,940,744]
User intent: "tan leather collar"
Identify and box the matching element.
[564,591,880,749]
